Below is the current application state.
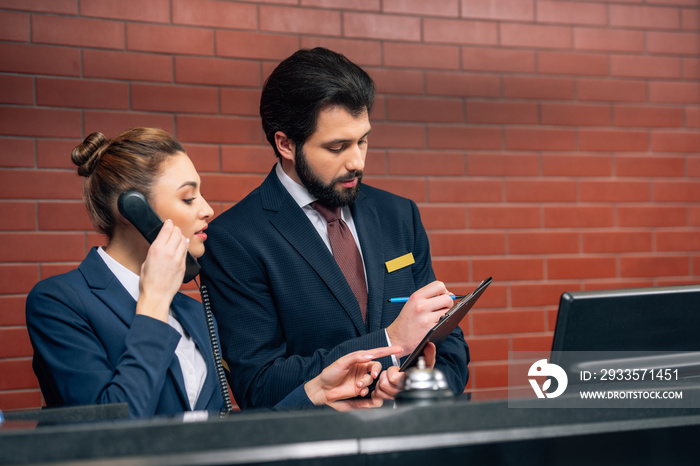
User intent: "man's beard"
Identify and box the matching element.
[295,145,362,208]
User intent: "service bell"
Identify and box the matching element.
[395,356,455,406]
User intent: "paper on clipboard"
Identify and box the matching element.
[399,277,492,372]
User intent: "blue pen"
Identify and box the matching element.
[387,294,466,303]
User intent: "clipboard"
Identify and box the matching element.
[399,277,492,371]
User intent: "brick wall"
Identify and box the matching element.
[1,0,699,410]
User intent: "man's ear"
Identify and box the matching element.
[274,131,296,162]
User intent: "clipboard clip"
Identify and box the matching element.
[399,277,492,372]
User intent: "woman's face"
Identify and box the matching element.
[150,152,213,259]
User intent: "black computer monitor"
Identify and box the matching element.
[552,284,700,353]
[549,284,700,382]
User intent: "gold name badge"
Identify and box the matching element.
[385,252,415,273]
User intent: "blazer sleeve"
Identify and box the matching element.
[200,224,391,409]
[406,199,470,395]
[25,278,182,418]
[273,385,314,410]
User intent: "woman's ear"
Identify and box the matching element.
[274,131,296,162]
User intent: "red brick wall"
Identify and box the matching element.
[1,0,699,410]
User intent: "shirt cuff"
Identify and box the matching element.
[384,328,400,367]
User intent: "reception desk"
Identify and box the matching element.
[3,394,700,465]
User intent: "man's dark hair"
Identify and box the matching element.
[260,47,376,158]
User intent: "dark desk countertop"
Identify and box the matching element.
[3,394,700,466]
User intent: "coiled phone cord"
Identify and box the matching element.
[196,279,234,415]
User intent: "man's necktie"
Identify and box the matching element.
[311,202,368,322]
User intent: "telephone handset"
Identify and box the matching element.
[118,189,234,414]
[117,190,201,283]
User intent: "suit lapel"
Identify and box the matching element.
[79,248,138,328]
[261,171,367,334]
[80,248,193,411]
[351,190,385,332]
[171,294,218,410]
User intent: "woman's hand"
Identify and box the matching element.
[304,346,403,406]
[135,219,189,323]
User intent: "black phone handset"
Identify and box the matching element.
[117,190,200,283]
[118,190,233,414]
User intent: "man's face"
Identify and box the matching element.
[293,106,371,208]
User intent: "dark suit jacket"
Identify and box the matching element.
[199,167,470,409]
[25,247,227,418]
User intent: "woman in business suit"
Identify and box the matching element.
[25,128,399,418]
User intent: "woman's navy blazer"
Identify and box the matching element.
[26,247,225,418]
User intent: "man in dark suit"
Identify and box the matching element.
[199,47,469,409]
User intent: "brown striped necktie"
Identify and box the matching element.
[311,202,368,322]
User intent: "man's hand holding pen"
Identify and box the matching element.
[385,281,455,359]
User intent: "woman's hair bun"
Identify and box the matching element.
[71,132,108,177]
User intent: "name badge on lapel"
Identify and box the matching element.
[385,252,415,273]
